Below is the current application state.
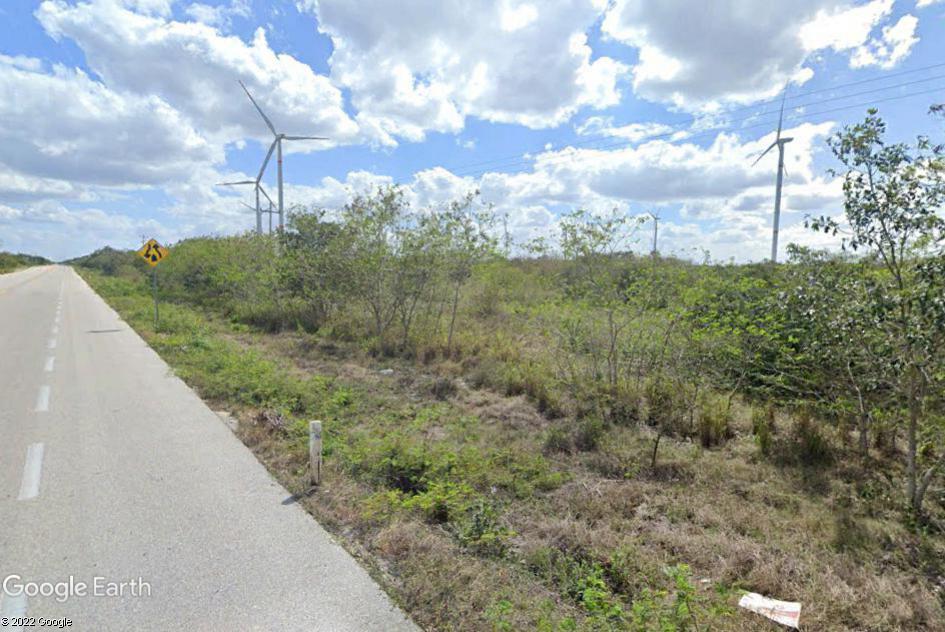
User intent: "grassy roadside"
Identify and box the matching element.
[78,267,945,631]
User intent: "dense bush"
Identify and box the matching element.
[0,251,50,272]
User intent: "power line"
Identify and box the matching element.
[452,83,945,179]
[447,62,945,176]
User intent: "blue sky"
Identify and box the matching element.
[1,0,943,261]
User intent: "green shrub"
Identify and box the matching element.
[573,417,606,452]
[752,405,774,457]
[606,383,642,426]
[402,480,474,523]
[454,499,515,556]
[792,409,833,466]
[543,426,573,454]
[645,377,677,427]
[697,394,732,448]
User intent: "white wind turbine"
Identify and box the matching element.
[751,88,793,263]
[647,210,660,255]
[215,178,276,235]
[239,80,328,231]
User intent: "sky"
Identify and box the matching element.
[1,0,944,262]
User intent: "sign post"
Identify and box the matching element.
[152,267,158,329]
[136,238,169,330]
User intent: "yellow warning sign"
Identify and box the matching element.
[137,238,169,267]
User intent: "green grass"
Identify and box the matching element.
[78,265,945,631]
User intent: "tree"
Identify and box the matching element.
[811,108,945,516]
[558,208,644,390]
[439,193,497,355]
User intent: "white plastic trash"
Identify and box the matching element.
[738,592,801,629]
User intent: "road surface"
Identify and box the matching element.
[0,266,417,631]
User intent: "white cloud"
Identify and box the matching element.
[575,116,676,143]
[184,0,251,29]
[0,56,218,189]
[308,0,626,141]
[850,15,920,69]
[917,0,943,7]
[0,200,170,261]
[270,121,844,261]
[601,0,917,110]
[799,0,894,52]
[36,0,360,148]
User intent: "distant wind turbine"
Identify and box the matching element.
[647,210,660,255]
[239,80,328,231]
[240,200,276,235]
[215,179,276,235]
[752,87,793,263]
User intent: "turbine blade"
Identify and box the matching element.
[217,180,256,186]
[256,138,278,183]
[776,84,788,140]
[239,79,277,135]
[751,142,777,167]
[239,201,256,211]
[282,135,328,141]
[258,184,274,206]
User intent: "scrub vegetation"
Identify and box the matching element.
[73,111,945,630]
[0,250,50,273]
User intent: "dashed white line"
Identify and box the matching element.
[44,356,55,372]
[17,443,44,500]
[35,386,50,412]
[47,338,56,350]
[51,325,58,336]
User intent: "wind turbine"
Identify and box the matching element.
[647,210,660,255]
[239,80,328,231]
[240,201,276,234]
[216,178,276,235]
[752,88,793,263]
[217,179,262,233]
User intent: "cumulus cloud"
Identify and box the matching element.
[0,200,170,261]
[184,0,251,29]
[850,14,920,69]
[36,0,360,148]
[308,0,626,142]
[0,56,218,188]
[601,0,918,110]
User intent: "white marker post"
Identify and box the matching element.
[309,421,322,486]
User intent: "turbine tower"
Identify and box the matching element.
[239,80,328,231]
[647,211,660,255]
[752,88,793,263]
[216,179,276,235]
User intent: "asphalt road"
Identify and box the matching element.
[0,266,417,631]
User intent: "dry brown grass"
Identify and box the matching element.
[184,326,945,630]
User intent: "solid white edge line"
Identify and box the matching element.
[44,356,55,372]
[17,443,44,500]
[35,386,50,412]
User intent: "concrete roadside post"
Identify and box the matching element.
[309,420,322,486]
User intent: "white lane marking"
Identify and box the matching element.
[44,356,55,372]
[0,592,27,631]
[47,338,56,350]
[35,386,50,412]
[17,443,44,500]
[51,325,58,336]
